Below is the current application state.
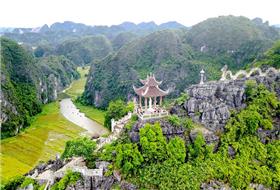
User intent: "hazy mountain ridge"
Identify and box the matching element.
[55,35,113,65]
[1,21,186,46]
[83,16,280,108]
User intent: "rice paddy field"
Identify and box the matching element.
[65,66,89,99]
[0,66,106,182]
[0,102,85,182]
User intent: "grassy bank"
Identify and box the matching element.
[65,67,89,99]
[1,66,106,182]
[65,66,106,125]
[75,102,105,125]
[0,102,85,182]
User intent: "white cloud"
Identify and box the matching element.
[0,0,279,27]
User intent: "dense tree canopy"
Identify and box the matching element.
[104,100,134,130]
[61,137,96,160]
[99,84,280,190]
[253,40,280,68]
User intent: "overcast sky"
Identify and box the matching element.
[1,0,279,28]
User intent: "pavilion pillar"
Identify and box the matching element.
[160,96,162,106]
[145,97,147,110]
[139,96,142,107]
[154,96,156,108]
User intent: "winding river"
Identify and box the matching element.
[59,98,108,137]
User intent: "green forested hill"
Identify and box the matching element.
[1,38,42,138]
[112,32,138,50]
[0,38,79,138]
[83,29,219,108]
[252,40,280,68]
[55,35,113,65]
[187,15,279,68]
[83,16,280,108]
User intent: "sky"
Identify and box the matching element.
[1,0,279,28]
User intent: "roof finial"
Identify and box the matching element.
[200,69,205,84]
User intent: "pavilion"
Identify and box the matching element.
[133,73,169,120]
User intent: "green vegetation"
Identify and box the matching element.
[253,40,280,68]
[0,102,85,182]
[20,177,40,190]
[65,67,89,98]
[36,55,79,88]
[98,84,280,189]
[124,114,138,130]
[50,171,81,190]
[104,100,134,130]
[56,35,113,65]
[1,175,25,190]
[61,137,97,168]
[61,137,96,166]
[64,66,106,125]
[174,92,189,105]
[1,175,47,190]
[1,38,79,139]
[115,143,143,176]
[84,16,279,108]
[1,37,42,138]
[167,115,194,129]
[224,82,280,143]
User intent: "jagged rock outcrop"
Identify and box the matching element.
[129,119,188,143]
[201,180,231,190]
[129,117,221,146]
[172,72,280,132]
[25,157,137,190]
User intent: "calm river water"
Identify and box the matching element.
[60,98,108,137]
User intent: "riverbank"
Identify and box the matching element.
[0,66,107,182]
[64,66,106,125]
[0,102,85,182]
[59,98,107,136]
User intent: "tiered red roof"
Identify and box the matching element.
[133,74,169,97]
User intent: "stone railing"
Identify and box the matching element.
[138,110,169,120]
[111,112,132,132]
[37,158,105,190]
[95,112,132,151]
[220,66,280,81]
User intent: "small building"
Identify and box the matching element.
[133,73,169,120]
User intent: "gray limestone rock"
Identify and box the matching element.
[178,73,280,132]
[121,181,137,190]
[201,180,231,190]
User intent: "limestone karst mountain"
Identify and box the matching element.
[1,21,187,46]
[83,16,280,108]
[0,38,79,138]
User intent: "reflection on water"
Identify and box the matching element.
[60,98,108,137]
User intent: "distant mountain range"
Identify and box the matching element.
[1,21,186,35]
[1,21,187,46]
[83,16,280,108]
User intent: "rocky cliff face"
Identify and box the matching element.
[24,157,136,190]
[0,38,79,138]
[171,72,280,132]
[127,71,280,146]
